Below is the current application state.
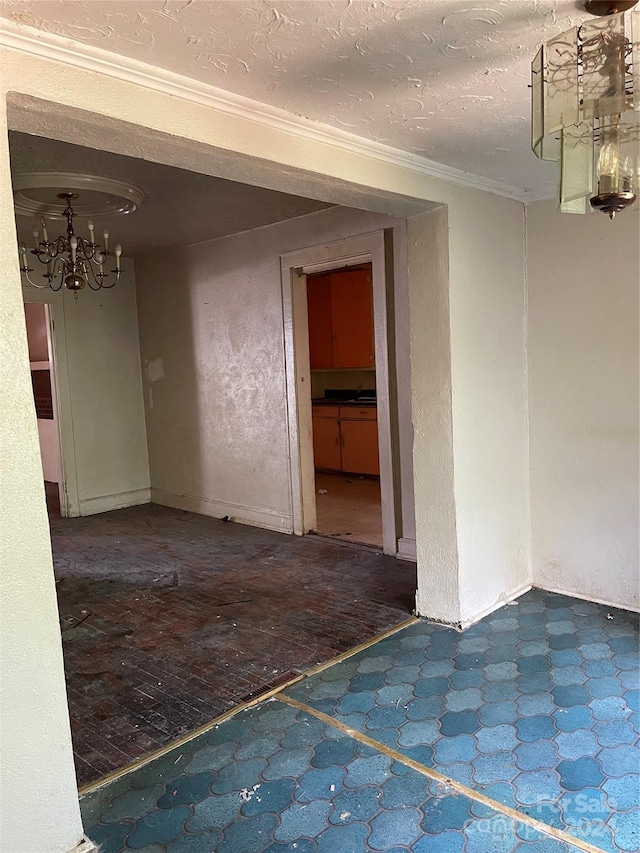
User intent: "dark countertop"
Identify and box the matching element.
[312,398,377,408]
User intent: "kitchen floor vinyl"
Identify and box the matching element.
[314,471,383,548]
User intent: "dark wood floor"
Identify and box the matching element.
[48,497,416,786]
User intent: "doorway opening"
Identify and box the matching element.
[280,230,399,557]
[23,302,64,517]
[307,263,383,548]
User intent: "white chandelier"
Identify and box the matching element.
[531,0,640,219]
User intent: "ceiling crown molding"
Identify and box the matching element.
[0,18,535,204]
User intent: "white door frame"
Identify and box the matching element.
[22,290,80,517]
[280,230,398,556]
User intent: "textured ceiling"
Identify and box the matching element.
[0,1,587,197]
[9,132,332,255]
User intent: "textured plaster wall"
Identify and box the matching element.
[0,108,85,853]
[527,200,640,611]
[23,259,150,516]
[448,194,531,624]
[408,207,460,623]
[409,195,530,626]
[136,207,414,540]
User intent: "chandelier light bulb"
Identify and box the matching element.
[40,216,48,243]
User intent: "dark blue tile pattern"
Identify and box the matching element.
[81,590,637,852]
[82,699,587,853]
[284,590,639,852]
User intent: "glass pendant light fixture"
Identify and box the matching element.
[531,1,640,219]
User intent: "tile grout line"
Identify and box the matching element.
[278,695,607,853]
[78,616,417,797]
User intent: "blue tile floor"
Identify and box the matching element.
[82,590,639,852]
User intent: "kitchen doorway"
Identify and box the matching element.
[280,230,398,556]
[308,264,383,548]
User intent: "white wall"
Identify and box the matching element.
[137,189,530,626]
[136,207,415,541]
[408,192,531,627]
[448,192,531,625]
[408,207,461,622]
[0,108,85,853]
[23,258,150,516]
[527,200,640,611]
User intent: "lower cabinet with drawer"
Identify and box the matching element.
[312,404,379,476]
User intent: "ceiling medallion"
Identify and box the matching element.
[12,172,144,218]
[14,174,143,295]
[531,1,639,218]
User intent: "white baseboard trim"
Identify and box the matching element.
[415,583,533,630]
[151,488,293,533]
[78,487,151,516]
[396,537,417,562]
[459,582,533,630]
[67,837,97,853]
[533,584,640,614]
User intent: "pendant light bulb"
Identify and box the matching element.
[596,141,620,179]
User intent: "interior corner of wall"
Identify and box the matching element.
[414,562,461,626]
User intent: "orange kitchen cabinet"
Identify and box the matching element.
[340,417,380,476]
[306,267,374,370]
[307,273,333,369]
[330,268,375,369]
[312,410,341,471]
